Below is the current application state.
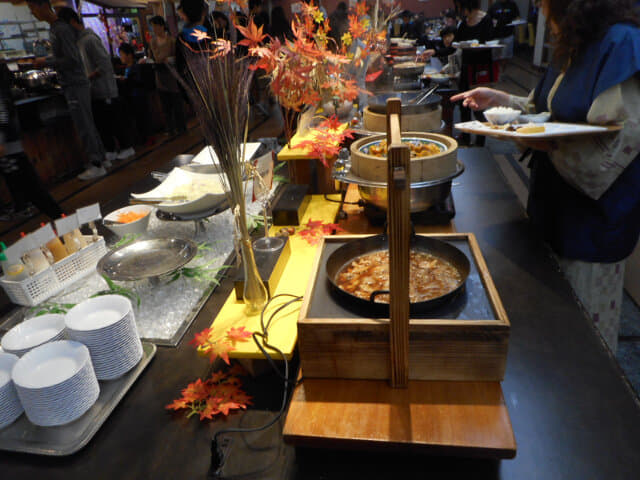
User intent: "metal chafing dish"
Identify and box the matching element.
[333,157,464,212]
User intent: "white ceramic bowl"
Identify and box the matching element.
[519,112,551,124]
[12,340,99,426]
[65,295,142,380]
[483,107,521,125]
[0,352,23,429]
[103,205,152,237]
[1,314,66,357]
[65,295,131,332]
[12,340,90,390]
[0,352,19,389]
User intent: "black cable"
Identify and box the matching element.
[208,294,303,479]
[323,193,361,205]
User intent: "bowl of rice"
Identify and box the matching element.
[483,106,521,125]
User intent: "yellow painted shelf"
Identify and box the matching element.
[207,195,341,359]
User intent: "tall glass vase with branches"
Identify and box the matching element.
[176,38,267,315]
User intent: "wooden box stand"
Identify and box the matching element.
[284,100,515,459]
[297,233,510,382]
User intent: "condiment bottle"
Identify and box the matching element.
[20,232,50,274]
[55,214,84,254]
[0,242,26,279]
[39,222,68,262]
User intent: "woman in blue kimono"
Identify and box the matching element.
[451,0,640,352]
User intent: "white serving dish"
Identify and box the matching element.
[130,167,227,214]
[190,142,261,165]
[1,314,66,357]
[103,205,153,237]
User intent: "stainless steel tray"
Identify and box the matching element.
[98,238,198,281]
[0,342,156,456]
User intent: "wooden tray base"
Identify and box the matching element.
[283,375,516,459]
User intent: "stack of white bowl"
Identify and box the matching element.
[65,295,143,380]
[0,352,23,429]
[1,314,66,357]
[12,340,99,427]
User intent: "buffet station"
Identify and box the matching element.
[1,3,640,478]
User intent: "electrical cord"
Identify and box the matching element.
[323,193,361,205]
[208,294,303,479]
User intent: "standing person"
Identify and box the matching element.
[149,15,186,136]
[175,0,211,84]
[26,0,108,180]
[57,7,135,162]
[488,0,520,58]
[451,0,640,352]
[456,0,495,146]
[0,62,63,221]
[118,43,151,145]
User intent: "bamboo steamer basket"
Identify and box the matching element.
[363,105,442,133]
[349,132,458,183]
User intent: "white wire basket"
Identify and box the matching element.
[0,236,107,307]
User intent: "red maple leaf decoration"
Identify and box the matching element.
[166,367,253,421]
[226,326,253,344]
[318,115,342,131]
[190,327,212,347]
[237,19,268,49]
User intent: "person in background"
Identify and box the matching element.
[175,0,211,83]
[443,9,459,28]
[456,0,495,146]
[399,10,414,38]
[0,63,63,221]
[488,0,520,58]
[57,8,135,163]
[268,6,292,42]
[118,43,150,145]
[149,16,186,137]
[26,0,107,180]
[451,0,640,352]
[421,26,457,64]
[328,2,349,48]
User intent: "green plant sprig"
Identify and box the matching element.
[30,302,76,316]
[91,275,141,307]
[113,233,141,248]
[169,261,231,285]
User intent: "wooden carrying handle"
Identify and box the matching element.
[385,98,411,388]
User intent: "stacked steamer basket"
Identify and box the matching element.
[65,295,143,380]
[0,353,23,429]
[11,340,100,427]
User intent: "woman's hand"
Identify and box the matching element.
[450,87,511,110]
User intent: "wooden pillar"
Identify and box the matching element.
[385,98,410,388]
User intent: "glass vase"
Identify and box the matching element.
[240,237,268,315]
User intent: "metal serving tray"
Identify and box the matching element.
[0,342,156,456]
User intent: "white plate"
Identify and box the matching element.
[1,314,65,354]
[130,167,227,214]
[190,142,261,165]
[0,352,19,388]
[65,295,132,332]
[12,340,90,390]
[455,120,622,139]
